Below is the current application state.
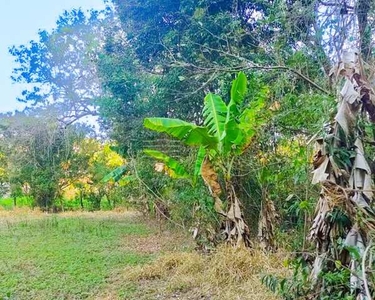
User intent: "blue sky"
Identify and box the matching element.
[0,0,105,113]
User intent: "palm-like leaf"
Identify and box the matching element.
[144,149,190,179]
[222,72,248,153]
[144,118,218,149]
[193,146,206,185]
[203,93,227,141]
[103,165,127,183]
[228,71,247,114]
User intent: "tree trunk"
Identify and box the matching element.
[106,193,111,208]
[60,198,65,212]
[80,190,84,210]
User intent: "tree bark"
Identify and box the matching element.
[80,189,84,210]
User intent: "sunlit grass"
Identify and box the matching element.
[0,211,285,300]
[0,213,152,299]
[0,197,33,210]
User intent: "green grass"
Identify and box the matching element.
[0,214,153,299]
[0,196,115,211]
[0,197,33,210]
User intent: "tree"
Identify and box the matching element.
[0,151,9,198]
[96,45,157,151]
[98,0,348,179]
[9,8,114,126]
[86,144,126,209]
[144,72,270,247]
[0,112,85,209]
[98,0,331,154]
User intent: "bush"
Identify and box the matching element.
[0,197,33,210]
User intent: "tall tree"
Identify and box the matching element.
[0,112,85,209]
[10,8,114,126]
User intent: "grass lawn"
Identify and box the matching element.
[0,210,285,300]
[0,212,154,299]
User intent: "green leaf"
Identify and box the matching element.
[221,72,248,154]
[193,146,206,185]
[238,96,266,145]
[345,246,361,261]
[144,149,190,179]
[225,118,242,143]
[103,165,127,183]
[334,260,342,269]
[229,71,247,113]
[203,93,227,140]
[144,118,218,149]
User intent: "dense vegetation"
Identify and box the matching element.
[1,0,375,299]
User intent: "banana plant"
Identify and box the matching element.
[144,72,266,247]
[102,148,135,186]
[103,165,129,183]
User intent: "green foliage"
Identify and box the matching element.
[144,118,218,149]
[143,150,190,179]
[0,152,8,198]
[193,146,206,185]
[145,72,264,158]
[263,253,358,300]
[9,8,113,125]
[230,72,246,103]
[203,93,227,141]
[103,165,128,183]
[262,256,310,300]
[0,197,33,210]
[143,72,271,247]
[0,114,86,209]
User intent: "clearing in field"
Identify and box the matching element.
[0,210,286,299]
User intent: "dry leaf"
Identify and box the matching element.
[310,253,326,283]
[340,79,359,104]
[312,156,330,184]
[335,101,356,135]
[234,198,242,218]
[227,204,235,221]
[214,196,225,215]
[154,162,165,173]
[351,192,369,209]
[201,159,222,196]
[349,139,373,198]
[269,101,281,111]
